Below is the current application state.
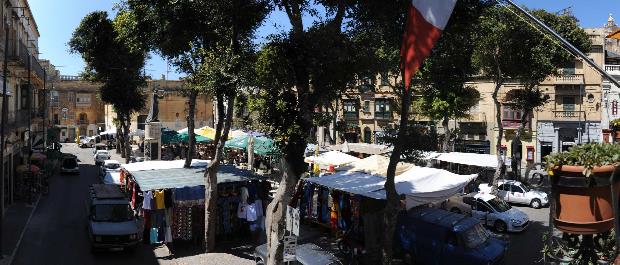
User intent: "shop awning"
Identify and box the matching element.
[130,165,262,191]
[304,172,386,199]
[434,152,498,168]
[121,159,209,172]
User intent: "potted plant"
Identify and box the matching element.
[611,118,620,139]
[542,231,616,264]
[546,143,620,234]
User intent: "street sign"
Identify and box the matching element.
[286,206,300,236]
[283,235,297,262]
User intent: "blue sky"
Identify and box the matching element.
[28,0,620,80]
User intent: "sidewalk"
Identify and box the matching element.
[0,197,40,265]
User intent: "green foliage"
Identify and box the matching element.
[610,118,620,130]
[472,5,591,86]
[545,143,620,177]
[378,122,438,163]
[504,88,550,113]
[69,11,146,115]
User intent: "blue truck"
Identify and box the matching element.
[396,207,507,265]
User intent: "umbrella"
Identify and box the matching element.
[173,131,212,143]
[161,128,179,145]
[195,126,217,140]
[224,135,280,156]
[30,153,47,161]
[16,164,40,174]
[229,130,248,139]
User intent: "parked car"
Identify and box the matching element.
[60,154,79,174]
[443,192,529,233]
[100,160,121,177]
[94,150,111,166]
[479,180,548,209]
[395,207,507,265]
[80,136,95,148]
[87,184,139,252]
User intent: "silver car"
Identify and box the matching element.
[443,192,529,233]
[479,180,549,209]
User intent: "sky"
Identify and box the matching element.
[28,0,620,81]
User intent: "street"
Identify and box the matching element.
[503,205,549,265]
[11,144,166,265]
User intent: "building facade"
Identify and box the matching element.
[0,0,46,212]
[50,75,105,142]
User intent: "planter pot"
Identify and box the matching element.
[552,165,618,235]
[615,131,620,140]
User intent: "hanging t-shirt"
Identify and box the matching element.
[150,227,159,244]
[155,190,165,210]
[246,203,257,222]
[143,191,153,210]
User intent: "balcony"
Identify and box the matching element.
[553,110,586,120]
[501,119,530,129]
[344,112,359,120]
[77,120,89,125]
[6,109,31,129]
[553,74,584,85]
[31,55,45,81]
[375,111,393,120]
[7,40,30,66]
[605,65,620,76]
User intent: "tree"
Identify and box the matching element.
[250,2,360,263]
[118,0,269,251]
[69,11,147,164]
[472,5,590,191]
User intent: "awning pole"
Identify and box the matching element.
[504,0,620,89]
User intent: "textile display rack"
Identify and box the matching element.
[119,160,272,247]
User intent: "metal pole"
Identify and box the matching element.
[504,0,620,89]
[43,70,46,150]
[0,16,10,258]
[26,50,30,174]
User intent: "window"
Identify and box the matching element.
[51,91,59,107]
[363,100,370,112]
[380,72,390,86]
[78,113,88,124]
[498,184,509,191]
[137,115,148,130]
[511,185,524,193]
[563,96,576,111]
[475,200,491,212]
[343,100,357,120]
[20,85,29,109]
[76,93,91,106]
[53,114,59,125]
[375,98,392,119]
[67,92,75,103]
[501,105,528,128]
[612,100,618,116]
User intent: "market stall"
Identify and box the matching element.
[121,160,271,247]
[337,154,413,177]
[304,150,361,168]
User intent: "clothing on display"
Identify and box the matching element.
[155,190,165,209]
[143,191,153,210]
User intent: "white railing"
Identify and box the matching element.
[605,65,620,72]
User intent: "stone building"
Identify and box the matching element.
[50,75,105,142]
[0,0,46,212]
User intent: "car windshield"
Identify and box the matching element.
[105,163,120,170]
[487,197,511,212]
[62,158,77,168]
[93,204,133,222]
[461,224,490,248]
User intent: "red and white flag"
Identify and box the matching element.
[401,0,457,89]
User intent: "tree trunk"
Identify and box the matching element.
[266,138,306,265]
[490,82,504,194]
[121,112,131,164]
[185,90,198,168]
[204,92,230,252]
[442,115,450,153]
[511,110,530,181]
[381,86,412,265]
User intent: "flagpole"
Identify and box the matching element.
[503,0,620,89]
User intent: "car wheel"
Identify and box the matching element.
[450,207,461,214]
[494,220,507,233]
[530,198,542,209]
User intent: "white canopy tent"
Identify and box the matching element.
[304,150,361,167]
[305,166,477,209]
[338,154,413,177]
[328,143,392,155]
[434,152,498,168]
[121,159,209,172]
[99,128,117,135]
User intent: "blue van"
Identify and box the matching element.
[396,207,507,265]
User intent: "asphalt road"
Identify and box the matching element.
[11,144,167,265]
[503,205,549,265]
